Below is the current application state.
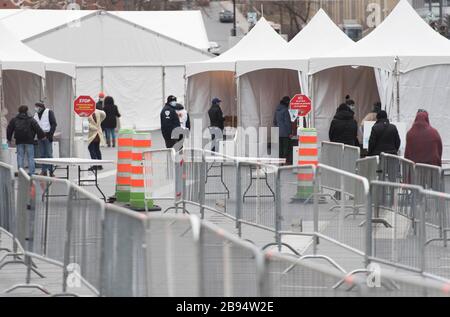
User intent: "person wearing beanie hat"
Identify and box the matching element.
[368,110,401,156]
[273,96,292,163]
[160,95,181,148]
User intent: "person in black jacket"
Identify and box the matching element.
[368,110,401,156]
[102,96,121,147]
[208,97,224,151]
[7,105,45,175]
[160,95,181,148]
[329,103,359,146]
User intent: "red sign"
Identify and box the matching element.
[74,95,96,117]
[290,94,311,117]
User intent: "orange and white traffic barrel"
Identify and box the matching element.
[115,129,134,203]
[130,132,153,210]
[296,128,318,200]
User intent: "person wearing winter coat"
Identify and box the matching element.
[273,96,292,162]
[405,110,442,166]
[160,95,181,148]
[368,110,401,156]
[7,105,46,175]
[208,97,225,151]
[101,96,121,147]
[87,109,106,170]
[34,101,57,176]
[329,103,359,146]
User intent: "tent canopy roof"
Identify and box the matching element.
[236,9,354,76]
[310,0,450,74]
[0,20,75,77]
[186,17,287,77]
[0,9,210,51]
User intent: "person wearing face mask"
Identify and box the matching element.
[160,95,181,148]
[34,101,57,176]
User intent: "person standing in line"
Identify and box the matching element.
[7,105,45,175]
[405,110,442,166]
[96,92,105,110]
[88,107,106,171]
[273,96,292,163]
[34,101,57,176]
[102,96,121,147]
[208,97,225,152]
[368,110,401,156]
[160,95,181,148]
[329,103,359,146]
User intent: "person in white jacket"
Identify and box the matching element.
[87,109,106,171]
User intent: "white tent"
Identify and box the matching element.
[0,20,75,157]
[0,9,211,131]
[186,17,287,134]
[309,0,450,155]
[235,10,354,135]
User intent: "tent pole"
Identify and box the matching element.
[70,77,76,156]
[100,66,104,92]
[162,66,166,106]
[395,56,400,122]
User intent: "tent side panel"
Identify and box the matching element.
[103,66,163,131]
[164,66,186,106]
[399,65,450,159]
[45,72,73,157]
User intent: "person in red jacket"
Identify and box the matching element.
[404,110,442,166]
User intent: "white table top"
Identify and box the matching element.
[34,158,114,166]
[205,156,285,165]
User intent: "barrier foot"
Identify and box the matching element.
[3,283,51,295]
[261,243,301,256]
[359,218,392,228]
[344,211,366,219]
[51,293,79,297]
[163,206,190,215]
[425,237,449,247]
[0,247,12,253]
[299,254,347,273]
[329,204,355,212]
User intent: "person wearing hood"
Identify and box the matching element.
[273,96,292,162]
[329,103,359,146]
[34,101,57,176]
[405,110,442,166]
[368,110,400,156]
[160,95,181,148]
[7,105,46,175]
[208,97,225,152]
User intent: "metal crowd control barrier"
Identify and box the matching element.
[236,160,278,239]
[202,150,238,220]
[262,251,364,296]
[0,162,22,268]
[414,163,443,191]
[319,141,344,197]
[179,148,206,216]
[421,189,450,279]
[200,220,264,297]
[142,148,179,213]
[379,153,414,184]
[313,164,370,263]
[367,181,425,272]
[101,204,148,297]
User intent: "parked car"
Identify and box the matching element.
[208,41,221,55]
[219,10,234,23]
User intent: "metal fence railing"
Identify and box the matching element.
[142,148,180,212]
[1,160,450,297]
[379,153,415,184]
